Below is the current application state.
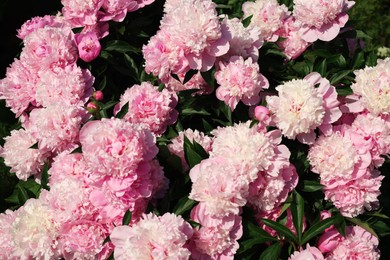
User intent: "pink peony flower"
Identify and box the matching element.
[215,56,269,111]
[26,105,88,154]
[36,64,94,107]
[113,82,178,135]
[293,0,355,42]
[325,225,380,259]
[0,128,49,180]
[247,164,298,213]
[0,210,17,259]
[189,203,243,259]
[9,198,60,259]
[317,228,344,254]
[167,128,213,171]
[220,16,263,61]
[79,118,158,178]
[242,0,290,42]
[350,58,390,115]
[288,245,324,260]
[189,157,249,217]
[75,31,102,62]
[266,73,341,144]
[276,17,311,60]
[323,169,383,218]
[211,121,290,181]
[21,26,78,72]
[17,15,58,40]
[143,0,230,81]
[110,213,193,260]
[0,59,38,116]
[56,220,110,260]
[61,0,104,27]
[350,113,390,167]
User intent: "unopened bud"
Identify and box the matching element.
[93,90,104,101]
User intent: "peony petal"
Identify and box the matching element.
[318,22,341,42]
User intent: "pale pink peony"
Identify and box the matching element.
[36,64,94,107]
[242,0,290,42]
[17,15,58,40]
[323,169,383,218]
[276,17,311,60]
[61,0,104,27]
[75,31,102,62]
[220,16,263,61]
[325,225,380,259]
[0,210,17,259]
[110,213,193,260]
[167,128,213,171]
[21,26,78,72]
[100,0,137,22]
[143,0,230,81]
[56,220,110,260]
[113,82,178,135]
[211,121,290,181]
[350,58,390,115]
[47,152,89,183]
[215,56,269,110]
[289,245,324,260]
[0,128,49,180]
[247,164,298,213]
[189,203,243,259]
[189,157,249,217]
[308,131,359,183]
[41,174,95,223]
[0,59,38,116]
[350,113,390,167]
[293,0,355,42]
[79,118,158,178]
[9,198,60,259]
[266,73,341,144]
[26,105,88,154]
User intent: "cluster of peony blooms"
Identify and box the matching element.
[0,0,386,259]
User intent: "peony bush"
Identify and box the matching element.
[0,0,389,259]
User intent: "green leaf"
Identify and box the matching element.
[356,30,373,40]
[200,69,216,89]
[291,191,304,244]
[173,196,197,215]
[352,51,365,69]
[301,180,324,192]
[104,40,140,54]
[122,210,132,225]
[244,219,278,241]
[346,217,379,238]
[115,102,128,119]
[123,53,139,82]
[181,108,211,116]
[29,142,39,149]
[70,146,82,154]
[242,15,252,28]
[183,137,205,169]
[40,163,50,191]
[261,218,298,243]
[336,87,353,96]
[183,69,198,84]
[259,242,282,260]
[315,58,327,77]
[330,70,352,84]
[188,220,201,228]
[301,216,339,244]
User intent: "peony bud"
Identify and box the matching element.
[75,31,101,63]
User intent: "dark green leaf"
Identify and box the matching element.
[183,69,198,84]
[291,191,304,244]
[123,53,139,81]
[315,59,327,77]
[301,216,339,244]
[101,99,119,110]
[173,196,197,215]
[29,142,39,149]
[181,108,211,116]
[188,220,201,228]
[346,217,379,238]
[70,146,82,154]
[242,15,252,28]
[336,87,353,96]
[301,180,324,192]
[330,70,352,84]
[103,236,111,245]
[40,163,50,191]
[104,40,140,54]
[261,218,298,243]
[122,210,132,225]
[259,242,282,260]
[352,51,365,69]
[115,102,129,119]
